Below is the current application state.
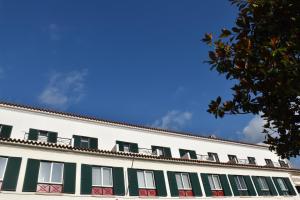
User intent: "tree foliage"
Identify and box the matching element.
[203,0,300,158]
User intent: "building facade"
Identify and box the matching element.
[0,101,299,200]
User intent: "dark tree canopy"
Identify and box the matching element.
[203,0,300,158]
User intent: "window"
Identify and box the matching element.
[80,137,90,148]
[234,176,247,190]
[277,178,288,191]
[123,143,130,152]
[208,152,219,162]
[228,155,238,163]
[0,157,8,181]
[257,177,269,191]
[137,171,155,189]
[248,157,256,165]
[175,173,191,190]
[208,175,222,190]
[155,148,164,156]
[92,167,113,187]
[38,162,64,184]
[265,159,273,166]
[38,131,48,142]
[279,160,289,168]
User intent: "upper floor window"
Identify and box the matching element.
[228,155,238,164]
[0,124,12,138]
[137,170,155,189]
[208,175,222,190]
[175,173,192,190]
[248,157,256,165]
[0,157,8,181]
[265,159,273,167]
[28,128,58,143]
[279,160,289,168]
[151,146,172,158]
[257,177,269,191]
[73,135,98,149]
[179,149,197,159]
[38,162,64,184]
[116,141,138,153]
[234,176,247,190]
[92,167,113,187]
[208,152,219,162]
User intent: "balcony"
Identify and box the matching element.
[24,133,72,146]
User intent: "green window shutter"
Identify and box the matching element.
[189,173,202,196]
[164,147,172,158]
[89,137,98,149]
[190,151,197,159]
[179,149,186,157]
[272,177,283,196]
[2,157,22,191]
[219,174,232,196]
[28,129,39,141]
[154,170,167,196]
[127,168,138,196]
[0,125,12,138]
[47,132,58,143]
[167,171,179,197]
[73,135,81,148]
[130,143,139,153]
[23,159,40,192]
[201,173,212,197]
[244,176,256,196]
[81,164,92,194]
[283,177,296,195]
[228,175,239,196]
[265,177,277,196]
[252,176,263,196]
[112,167,125,196]
[63,162,76,194]
[116,141,124,151]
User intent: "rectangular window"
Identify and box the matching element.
[265,159,273,166]
[38,131,48,142]
[257,177,269,191]
[277,178,288,191]
[80,137,90,148]
[156,148,164,156]
[0,157,8,181]
[175,173,192,190]
[248,157,256,165]
[234,176,247,190]
[123,144,130,152]
[38,162,64,184]
[228,155,238,163]
[208,175,222,190]
[208,152,219,162]
[92,167,113,187]
[137,170,155,189]
[279,160,289,168]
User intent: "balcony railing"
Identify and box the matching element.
[139,148,157,156]
[24,133,72,146]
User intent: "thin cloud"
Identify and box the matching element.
[38,69,88,109]
[240,115,266,143]
[152,110,193,130]
[48,23,61,41]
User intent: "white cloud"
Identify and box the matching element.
[38,69,88,109]
[152,110,193,130]
[241,115,267,143]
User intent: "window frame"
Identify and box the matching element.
[228,155,238,163]
[37,130,49,142]
[92,166,113,187]
[0,157,8,181]
[265,159,273,166]
[80,137,90,148]
[175,172,192,190]
[38,161,64,184]
[257,177,269,191]
[247,157,256,165]
[137,170,156,189]
[208,175,223,190]
[123,143,130,152]
[208,152,219,162]
[234,176,248,191]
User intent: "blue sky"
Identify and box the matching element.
[0,0,299,166]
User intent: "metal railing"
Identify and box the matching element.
[24,133,72,146]
[138,148,157,156]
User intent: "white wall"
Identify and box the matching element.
[0,105,283,167]
[0,142,298,200]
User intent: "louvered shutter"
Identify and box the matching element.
[2,157,21,191]
[127,168,138,196]
[112,167,125,196]
[22,159,40,192]
[167,171,179,196]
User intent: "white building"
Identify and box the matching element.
[0,101,299,200]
